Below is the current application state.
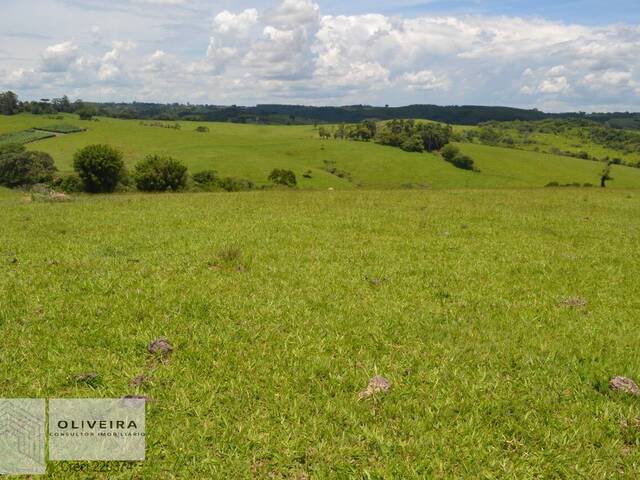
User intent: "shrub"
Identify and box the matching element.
[193,170,219,185]
[133,155,188,192]
[218,177,255,192]
[0,147,57,187]
[73,144,125,193]
[441,144,460,162]
[268,169,297,187]
[195,126,210,133]
[451,155,477,171]
[49,173,84,193]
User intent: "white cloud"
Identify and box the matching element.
[538,76,571,94]
[214,9,258,37]
[2,0,640,110]
[41,41,78,72]
[403,70,450,91]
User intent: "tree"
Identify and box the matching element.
[73,145,126,193]
[77,105,97,120]
[268,169,297,187]
[0,144,57,187]
[401,135,424,152]
[318,126,332,139]
[0,91,20,115]
[133,155,188,192]
[600,163,613,188]
[52,95,72,113]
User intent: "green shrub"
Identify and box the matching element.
[268,169,297,187]
[195,126,210,133]
[193,170,219,185]
[73,144,125,193]
[133,155,188,192]
[0,147,57,187]
[50,173,84,193]
[218,177,255,192]
[441,144,460,162]
[451,154,477,171]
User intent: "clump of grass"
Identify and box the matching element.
[211,245,244,270]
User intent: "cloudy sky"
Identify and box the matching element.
[1,0,639,111]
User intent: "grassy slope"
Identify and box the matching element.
[2,189,640,478]
[2,113,640,189]
[453,124,640,164]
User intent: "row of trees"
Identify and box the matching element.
[0,142,297,193]
[0,91,97,119]
[320,119,452,154]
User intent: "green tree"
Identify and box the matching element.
[77,105,97,120]
[0,144,57,187]
[52,95,72,113]
[0,91,20,115]
[133,155,188,192]
[73,145,126,193]
[600,163,613,188]
[401,135,424,152]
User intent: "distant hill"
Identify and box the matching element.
[90,102,640,127]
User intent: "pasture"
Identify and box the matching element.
[2,113,640,189]
[2,188,640,478]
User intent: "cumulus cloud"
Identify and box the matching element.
[214,9,258,37]
[3,0,640,110]
[403,70,450,91]
[41,41,79,72]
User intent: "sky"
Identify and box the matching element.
[1,0,639,112]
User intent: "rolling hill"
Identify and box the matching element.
[1,113,640,189]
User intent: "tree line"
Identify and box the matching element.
[5,91,638,127]
[319,119,478,171]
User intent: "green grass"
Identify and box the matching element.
[2,188,640,478]
[456,123,640,165]
[2,113,640,189]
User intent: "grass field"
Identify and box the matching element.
[2,188,640,478]
[2,114,640,189]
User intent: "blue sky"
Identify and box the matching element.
[345,0,640,24]
[1,0,639,111]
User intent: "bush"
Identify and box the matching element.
[268,169,297,187]
[0,146,57,187]
[195,126,210,133]
[451,155,476,171]
[49,173,84,193]
[440,144,478,171]
[133,155,188,192]
[73,144,125,193]
[441,144,460,162]
[218,177,255,192]
[193,170,219,185]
